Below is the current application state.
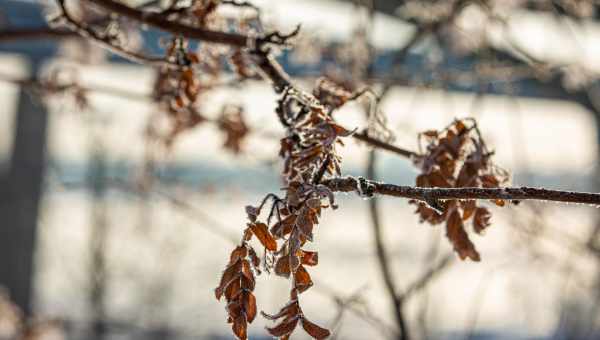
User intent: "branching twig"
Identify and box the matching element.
[86,0,249,47]
[314,282,397,340]
[53,0,176,67]
[400,254,453,299]
[56,0,418,160]
[110,179,240,244]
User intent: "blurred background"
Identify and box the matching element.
[1,0,600,339]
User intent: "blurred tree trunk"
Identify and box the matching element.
[0,61,48,315]
[88,122,109,340]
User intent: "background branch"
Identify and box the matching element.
[54,0,175,67]
[366,150,410,340]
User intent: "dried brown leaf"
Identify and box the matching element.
[275,256,291,278]
[266,317,299,337]
[461,200,477,220]
[229,246,247,264]
[271,215,296,238]
[473,207,491,234]
[428,170,451,188]
[232,315,247,340]
[301,251,318,266]
[245,205,260,222]
[224,277,241,301]
[243,291,257,323]
[296,212,314,241]
[302,318,331,339]
[294,265,313,293]
[249,223,277,251]
[261,301,299,321]
[446,210,480,261]
[216,259,241,300]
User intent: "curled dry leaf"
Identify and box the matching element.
[232,315,247,340]
[447,210,480,261]
[266,316,299,338]
[248,222,277,251]
[151,37,211,147]
[302,317,331,340]
[242,291,257,323]
[301,251,318,266]
[245,205,259,222]
[294,265,313,293]
[473,207,492,234]
[218,105,250,154]
[230,48,255,79]
[271,214,296,238]
[313,77,352,110]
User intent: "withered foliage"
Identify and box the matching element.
[150,1,258,147]
[153,37,206,146]
[44,1,524,338]
[312,78,353,111]
[218,105,250,154]
[216,79,368,339]
[410,119,509,261]
[214,240,260,340]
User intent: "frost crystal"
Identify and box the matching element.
[355,176,375,198]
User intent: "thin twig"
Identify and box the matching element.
[324,176,600,206]
[314,281,397,340]
[87,0,249,47]
[112,179,240,244]
[354,131,418,159]
[0,27,76,41]
[400,254,453,299]
[366,150,409,340]
[64,0,419,159]
[54,0,176,67]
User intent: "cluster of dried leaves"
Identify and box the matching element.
[152,38,206,146]
[217,105,250,154]
[58,1,511,337]
[216,79,366,339]
[214,234,261,340]
[150,1,257,148]
[410,119,509,261]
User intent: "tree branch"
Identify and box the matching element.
[56,0,417,158]
[324,176,600,206]
[0,27,76,42]
[87,0,249,47]
[53,0,176,67]
[354,131,418,159]
[400,254,452,299]
[24,0,422,161]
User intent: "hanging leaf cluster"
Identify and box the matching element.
[152,37,207,146]
[215,78,368,339]
[218,105,250,154]
[410,119,509,261]
[150,0,259,147]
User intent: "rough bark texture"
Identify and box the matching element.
[0,62,47,315]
